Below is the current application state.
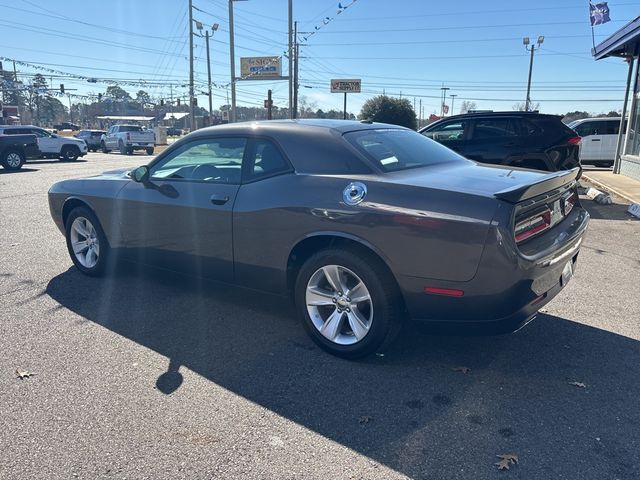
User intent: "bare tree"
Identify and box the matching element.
[513,102,540,111]
[459,100,477,114]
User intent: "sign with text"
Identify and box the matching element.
[331,79,361,93]
[240,57,282,79]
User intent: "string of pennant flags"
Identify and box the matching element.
[301,0,358,43]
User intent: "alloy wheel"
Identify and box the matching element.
[69,216,100,269]
[6,152,22,168]
[305,265,373,345]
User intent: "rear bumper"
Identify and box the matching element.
[397,206,589,333]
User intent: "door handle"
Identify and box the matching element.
[591,139,601,142]
[210,194,229,205]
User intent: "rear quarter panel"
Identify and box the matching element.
[232,173,498,293]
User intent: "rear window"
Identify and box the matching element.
[344,129,464,172]
[119,126,142,132]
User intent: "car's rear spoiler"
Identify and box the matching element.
[494,167,580,203]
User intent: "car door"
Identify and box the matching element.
[105,126,118,149]
[574,121,602,162]
[421,119,470,156]
[601,119,620,162]
[116,136,247,281]
[462,117,521,165]
[30,128,59,154]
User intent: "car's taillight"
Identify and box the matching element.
[563,191,577,216]
[567,136,581,145]
[515,208,552,243]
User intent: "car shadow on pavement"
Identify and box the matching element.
[46,265,640,480]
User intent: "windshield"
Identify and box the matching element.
[344,129,465,172]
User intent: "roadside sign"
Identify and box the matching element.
[331,79,361,93]
[240,57,282,79]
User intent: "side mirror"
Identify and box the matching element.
[131,165,150,183]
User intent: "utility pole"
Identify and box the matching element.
[450,94,457,115]
[288,0,293,118]
[440,86,449,117]
[68,94,73,123]
[523,36,544,111]
[229,0,237,123]
[188,0,195,131]
[292,21,299,119]
[419,99,422,129]
[267,89,273,119]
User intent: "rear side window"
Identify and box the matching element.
[422,120,468,143]
[471,118,518,139]
[345,129,465,172]
[246,139,291,181]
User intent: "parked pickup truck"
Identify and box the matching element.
[101,125,155,155]
[0,133,40,170]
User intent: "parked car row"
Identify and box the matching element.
[0,125,88,168]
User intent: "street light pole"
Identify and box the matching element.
[288,0,293,118]
[524,36,544,112]
[205,24,219,127]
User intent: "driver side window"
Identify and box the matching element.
[150,137,247,184]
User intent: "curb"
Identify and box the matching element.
[581,174,637,204]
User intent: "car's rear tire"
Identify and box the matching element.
[295,248,404,359]
[101,141,110,153]
[146,147,154,155]
[65,206,110,277]
[126,147,134,155]
[1,149,25,170]
[61,146,80,161]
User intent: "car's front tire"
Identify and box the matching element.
[61,146,80,161]
[65,206,110,277]
[1,149,25,170]
[295,248,403,359]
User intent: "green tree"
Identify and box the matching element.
[136,90,151,107]
[359,95,417,129]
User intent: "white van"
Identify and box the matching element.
[568,117,626,168]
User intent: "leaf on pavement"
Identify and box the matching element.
[495,453,519,470]
[569,381,586,388]
[358,415,372,425]
[16,369,35,379]
[452,366,471,374]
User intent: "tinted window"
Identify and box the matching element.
[30,128,51,138]
[422,120,467,143]
[521,119,543,136]
[2,128,29,135]
[472,118,518,139]
[246,139,290,180]
[345,129,464,172]
[119,126,142,132]
[151,138,246,184]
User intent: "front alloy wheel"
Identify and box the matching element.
[306,265,373,345]
[65,207,110,276]
[70,217,100,269]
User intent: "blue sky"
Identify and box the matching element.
[1,0,639,117]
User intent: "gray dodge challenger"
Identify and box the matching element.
[49,120,590,358]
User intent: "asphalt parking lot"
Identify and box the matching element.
[1,153,639,480]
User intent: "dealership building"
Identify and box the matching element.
[593,16,640,181]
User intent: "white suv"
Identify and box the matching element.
[568,117,625,168]
[0,125,88,161]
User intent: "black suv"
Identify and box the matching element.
[419,111,581,172]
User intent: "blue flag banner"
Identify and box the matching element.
[590,2,611,26]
